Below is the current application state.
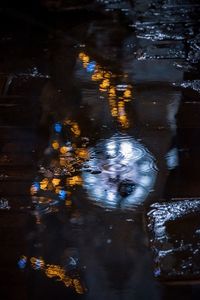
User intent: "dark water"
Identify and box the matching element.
[1,0,200,299]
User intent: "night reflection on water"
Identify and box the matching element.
[30,119,87,213]
[30,48,140,213]
[8,0,200,298]
[79,52,132,128]
[83,134,157,209]
[30,131,157,211]
[18,255,86,294]
[23,46,158,296]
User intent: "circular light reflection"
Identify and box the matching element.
[82,135,157,209]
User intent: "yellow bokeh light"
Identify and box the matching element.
[52,178,61,187]
[124,89,132,98]
[73,279,85,294]
[67,176,83,186]
[46,264,65,280]
[118,101,125,108]
[92,71,103,81]
[79,52,85,60]
[111,107,118,117]
[82,55,89,64]
[108,86,116,97]
[78,50,132,129]
[76,148,89,160]
[118,115,129,128]
[71,123,81,137]
[40,178,48,190]
[99,79,110,91]
[60,146,68,154]
[79,52,90,67]
[104,72,112,79]
[52,140,59,150]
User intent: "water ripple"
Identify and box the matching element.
[82,134,157,209]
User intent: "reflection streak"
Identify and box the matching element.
[18,256,85,294]
[79,52,132,128]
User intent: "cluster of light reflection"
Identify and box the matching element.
[82,134,157,209]
[18,256,85,294]
[30,47,158,213]
[79,52,133,128]
[31,51,136,212]
[30,119,88,211]
[31,131,157,212]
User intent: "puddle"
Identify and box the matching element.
[1,0,200,299]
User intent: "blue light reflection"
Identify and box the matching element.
[33,182,40,192]
[54,122,62,133]
[86,61,96,73]
[59,190,67,200]
[18,257,27,269]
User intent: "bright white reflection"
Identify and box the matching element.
[107,190,116,202]
[106,141,116,151]
[82,134,157,209]
[166,147,179,170]
[120,141,133,157]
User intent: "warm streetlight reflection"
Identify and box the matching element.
[79,52,133,128]
[30,118,88,211]
[67,175,83,186]
[18,256,86,294]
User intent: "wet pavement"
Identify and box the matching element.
[1,0,200,299]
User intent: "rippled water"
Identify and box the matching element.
[83,134,157,209]
[25,0,200,297]
[1,0,200,299]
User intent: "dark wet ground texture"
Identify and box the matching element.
[1,0,200,299]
